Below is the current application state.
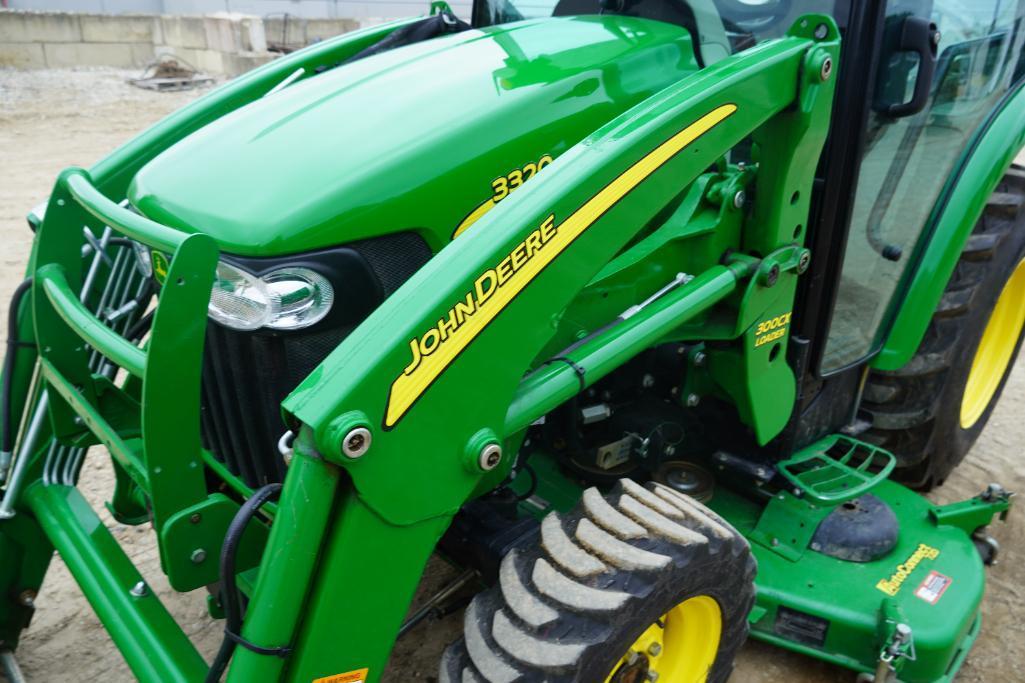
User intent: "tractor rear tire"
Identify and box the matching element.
[862,165,1025,490]
[439,479,755,683]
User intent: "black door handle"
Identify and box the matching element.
[876,15,941,118]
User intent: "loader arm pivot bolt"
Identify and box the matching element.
[479,444,502,471]
[342,427,372,459]
[190,549,207,564]
[820,56,833,81]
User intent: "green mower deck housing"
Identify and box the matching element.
[1,0,1024,681]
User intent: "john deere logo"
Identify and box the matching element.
[384,104,738,428]
[152,251,169,284]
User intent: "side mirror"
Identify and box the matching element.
[874,14,941,118]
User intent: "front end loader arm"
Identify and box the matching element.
[233,16,841,683]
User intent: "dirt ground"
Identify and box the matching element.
[0,67,1023,682]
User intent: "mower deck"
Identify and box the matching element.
[707,478,1007,682]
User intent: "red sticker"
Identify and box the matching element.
[914,570,952,605]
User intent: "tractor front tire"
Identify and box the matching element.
[439,479,755,683]
[863,165,1025,490]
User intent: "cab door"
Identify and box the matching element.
[821,0,1025,372]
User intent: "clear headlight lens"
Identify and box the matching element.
[207,262,333,331]
[263,267,334,330]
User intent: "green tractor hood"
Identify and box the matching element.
[129,15,701,257]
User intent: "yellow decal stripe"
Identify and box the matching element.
[452,196,498,238]
[386,104,737,427]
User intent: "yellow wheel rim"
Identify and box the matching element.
[604,595,722,683]
[960,257,1025,429]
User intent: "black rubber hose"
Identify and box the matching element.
[205,483,283,683]
[2,279,33,456]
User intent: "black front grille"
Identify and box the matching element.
[199,232,432,487]
[200,323,350,486]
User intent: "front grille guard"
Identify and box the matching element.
[9,167,266,593]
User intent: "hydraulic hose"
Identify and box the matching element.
[2,279,33,481]
[206,483,284,683]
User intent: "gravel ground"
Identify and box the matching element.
[0,67,1023,682]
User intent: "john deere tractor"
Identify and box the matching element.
[1,0,1023,681]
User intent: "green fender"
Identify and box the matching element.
[874,84,1025,371]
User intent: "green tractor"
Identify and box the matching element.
[1,0,1023,681]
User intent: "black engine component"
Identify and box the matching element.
[438,491,540,582]
[538,343,707,486]
[810,493,899,562]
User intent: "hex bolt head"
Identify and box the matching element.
[648,642,663,657]
[130,580,148,598]
[692,351,707,367]
[479,443,502,471]
[797,251,812,274]
[18,590,36,608]
[762,264,781,287]
[190,548,207,564]
[342,427,372,459]
[732,190,746,210]
[820,56,833,81]
[189,513,202,524]
[686,393,701,407]
[647,671,660,682]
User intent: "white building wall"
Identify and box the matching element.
[8,0,472,19]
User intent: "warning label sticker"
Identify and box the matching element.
[914,570,953,605]
[313,668,369,683]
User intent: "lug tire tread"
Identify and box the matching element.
[862,166,1025,489]
[440,480,755,682]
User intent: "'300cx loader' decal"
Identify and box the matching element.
[384,104,738,428]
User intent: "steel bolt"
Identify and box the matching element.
[642,374,656,389]
[685,393,701,407]
[189,513,201,524]
[342,427,372,459]
[692,351,707,367]
[732,190,746,210]
[479,444,502,471]
[130,581,148,598]
[190,549,207,564]
[820,56,833,81]
[648,642,662,657]
[814,23,829,40]
[797,251,812,274]
[647,671,660,682]
[18,590,36,608]
[762,264,780,287]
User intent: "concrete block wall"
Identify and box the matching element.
[262,15,361,49]
[0,10,310,74]
[7,1,473,22]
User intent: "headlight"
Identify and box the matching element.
[208,262,334,331]
[262,267,334,330]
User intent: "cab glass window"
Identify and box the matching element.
[822,0,1025,371]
